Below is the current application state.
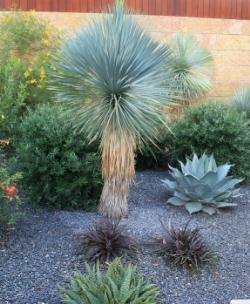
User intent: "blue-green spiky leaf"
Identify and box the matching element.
[50,4,174,147]
[162,153,242,215]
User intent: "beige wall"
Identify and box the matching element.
[38,12,250,100]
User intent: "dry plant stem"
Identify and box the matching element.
[99,132,136,218]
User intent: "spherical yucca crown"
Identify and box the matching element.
[50,4,173,146]
[169,33,213,102]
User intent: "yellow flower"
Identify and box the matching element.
[42,39,49,46]
[29,79,37,85]
[24,67,33,79]
[24,70,30,79]
[39,67,46,80]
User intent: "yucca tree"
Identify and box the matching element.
[50,4,173,218]
[169,33,213,104]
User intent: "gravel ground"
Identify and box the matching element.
[0,170,250,304]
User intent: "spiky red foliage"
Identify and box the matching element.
[154,221,217,271]
[79,218,136,262]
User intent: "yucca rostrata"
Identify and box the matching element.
[169,33,213,104]
[50,3,173,218]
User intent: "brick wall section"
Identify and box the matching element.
[37,13,250,99]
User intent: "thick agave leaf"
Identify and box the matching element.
[202,206,216,215]
[212,176,243,194]
[173,191,190,201]
[200,171,219,187]
[169,165,183,179]
[216,202,238,208]
[167,197,186,206]
[216,164,231,182]
[192,183,214,198]
[214,190,239,201]
[206,154,217,172]
[177,174,201,190]
[196,154,210,178]
[161,179,177,191]
[185,202,203,214]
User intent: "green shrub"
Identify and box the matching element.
[15,105,102,210]
[61,258,158,304]
[167,102,250,180]
[0,161,22,225]
[0,11,61,139]
[162,154,242,215]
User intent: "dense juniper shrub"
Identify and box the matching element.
[15,105,102,210]
[167,102,250,180]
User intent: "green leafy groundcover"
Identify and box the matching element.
[15,105,102,210]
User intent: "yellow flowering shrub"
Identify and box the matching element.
[0,10,61,140]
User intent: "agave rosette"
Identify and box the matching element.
[162,154,242,215]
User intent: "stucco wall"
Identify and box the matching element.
[38,12,250,100]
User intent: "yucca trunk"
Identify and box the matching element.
[98,132,136,218]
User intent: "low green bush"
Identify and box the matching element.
[15,105,102,210]
[61,258,158,304]
[167,102,250,181]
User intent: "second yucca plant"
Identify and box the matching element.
[50,4,173,218]
[169,33,213,104]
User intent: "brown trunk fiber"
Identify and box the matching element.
[98,133,136,218]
